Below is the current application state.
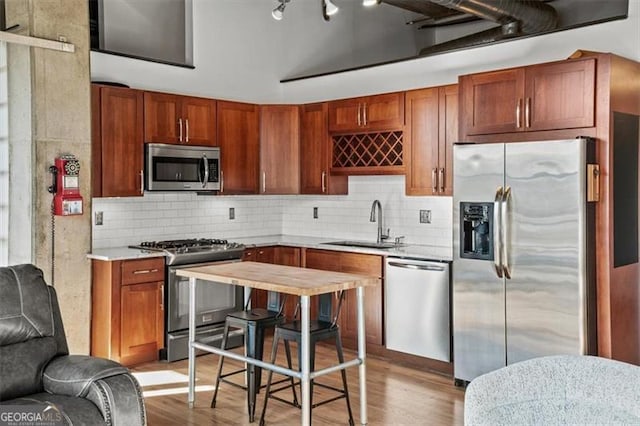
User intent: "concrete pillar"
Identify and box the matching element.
[6,0,92,354]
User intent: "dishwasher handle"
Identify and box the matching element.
[387,261,445,272]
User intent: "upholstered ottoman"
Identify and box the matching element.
[464,355,640,425]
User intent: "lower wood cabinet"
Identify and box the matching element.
[91,257,165,366]
[304,249,384,347]
[244,246,311,320]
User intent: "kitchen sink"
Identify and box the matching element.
[322,240,401,249]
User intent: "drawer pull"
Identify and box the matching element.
[133,268,159,275]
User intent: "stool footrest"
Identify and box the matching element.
[219,371,290,391]
[220,368,246,380]
[265,379,347,408]
[269,394,300,408]
[219,379,248,391]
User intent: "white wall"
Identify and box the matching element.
[92,176,452,250]
[279,0,421,79]
[283,0,640,102]
[92,0,282,102]
[280,176,452,247]
[92,193,283,249]
[90,0,640,103]
[90,0,423,102]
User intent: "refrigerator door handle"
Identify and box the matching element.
[502,186,512,279]
[493,186,504,278]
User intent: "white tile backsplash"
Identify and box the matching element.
[92,176,453,250]
[281,176,452,246]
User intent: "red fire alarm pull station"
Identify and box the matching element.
[48,155,84,216]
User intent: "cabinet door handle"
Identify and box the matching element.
[439,168,445,193]
[133,268,159,275]
[185,118,190,142]
[178,118,183,142]
[432,168,438,194]
[357,104,362,126]
[139,170,144,195]
[321,171,326,193]
[220,170,224,193]
[516,99,522,129]
[363,103,367,126]
[262,171,266,193]
[525,97,531,128]
[160,284,164,311]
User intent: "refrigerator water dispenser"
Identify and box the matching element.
[460,202,494,260]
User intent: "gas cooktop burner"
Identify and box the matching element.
[129,238,245,265]
[139,238,234,250]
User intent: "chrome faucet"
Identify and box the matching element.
[370,200,389,244]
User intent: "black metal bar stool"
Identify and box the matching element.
[211,290,296,422]
[259,291,355,426]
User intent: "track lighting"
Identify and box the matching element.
[324,0,339,16]
[271,0,341,21]
[363,0,381,6]
[272,0,289,21]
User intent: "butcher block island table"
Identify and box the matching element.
[175,261,380,426]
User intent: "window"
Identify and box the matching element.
[90,0,193,68]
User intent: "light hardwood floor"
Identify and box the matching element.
[132,338,466,425]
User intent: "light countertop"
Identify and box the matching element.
[87,246,166,261]
[88,234,452,263]
[233,235,452,262]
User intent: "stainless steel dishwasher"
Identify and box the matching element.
[385,257,451,362]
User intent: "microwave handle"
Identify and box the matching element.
[202,155,209,188]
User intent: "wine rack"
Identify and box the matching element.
[331,131,405,175]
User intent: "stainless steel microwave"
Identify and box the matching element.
[145,143,220,191]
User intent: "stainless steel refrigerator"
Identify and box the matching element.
[452,138,598,383]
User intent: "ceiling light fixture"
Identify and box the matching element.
[363,0,381,6]
[324,0,339,17]
[272,0,289,21]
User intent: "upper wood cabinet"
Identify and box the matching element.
[217,101,260,194]
[92,84,144,198]
[260,105,300,194]
[328,92,404,134]
[300,103,348,195]
[460,58,595,137]
[525,59,595,131]
[405,84,458,196]
[144,91,216,146]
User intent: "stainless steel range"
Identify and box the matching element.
[132,238,246,265]
[129,238,246,362]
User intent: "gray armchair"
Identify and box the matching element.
[0,264,146,425]
[464,354,640,425]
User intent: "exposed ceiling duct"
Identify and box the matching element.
[411,0,559,56]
